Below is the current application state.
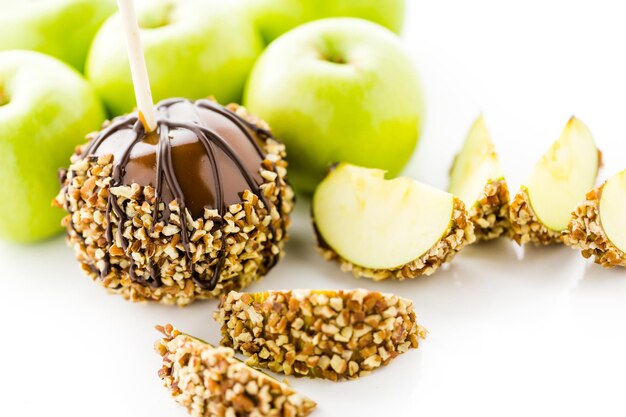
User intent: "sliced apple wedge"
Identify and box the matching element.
[155,324,316,417]
[449,116,510,241]
[509,117,601,245]
[565,169,626,267]
[215,289,427,381]
[312,163,475,280]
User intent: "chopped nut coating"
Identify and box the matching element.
[509,188,564,245]
[564,186,626,267]
[469,179,511,241]
[155,324,316,417]
[215,289,427,381]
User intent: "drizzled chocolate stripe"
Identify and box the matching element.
[196,100,287,270]
[62,98,284,291]
[196,100,270,155]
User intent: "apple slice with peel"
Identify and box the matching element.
[509,117,600,245]
[565,169,626,267]
[449,116,510,241]
[312,163,475,280]
[215,289,426,381]
[155,324,316,417]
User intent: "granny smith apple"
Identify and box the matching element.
[0,0,116,71]
[0,51,105,243]
[244,18,425,194]
[246,0,406,44]
[87,0,263,116]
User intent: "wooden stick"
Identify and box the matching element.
[117,0,157,132]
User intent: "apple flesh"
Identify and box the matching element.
[245,18,425,194]
[0,51,105,243]
[449,116,510,240]
[449,116,504,206]
[0,0,116,71]
[565,169,626,267]
[86,0,263,115]
[312,163,474,279]
[315,164,453,269]
[510,117,600,245]
[246,0,406,44]
[526,117,599,231]
[600,169,626,254]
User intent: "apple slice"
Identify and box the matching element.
[565,169,626,267]
[215,289,427,381]
[155,324,316,417]
[449,116,510,241]
[509,117,600,245]
[312,163,475,279]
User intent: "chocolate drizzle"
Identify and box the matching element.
[68,98,283,291]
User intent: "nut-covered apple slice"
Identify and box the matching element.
[565,169,626,267]
[449,116,510,241]
[155,324,316,417]
[215,289,427,381]
[312,163,475,280]
[509,117,601,245]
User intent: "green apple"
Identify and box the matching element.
[244,18,425,194]
[0,0,116,71]
[246,0,406,44]
[0,51,105,243]
[86,0,263,116]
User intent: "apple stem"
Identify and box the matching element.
[117,0,157,132]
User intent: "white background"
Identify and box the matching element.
[2,1,626,416]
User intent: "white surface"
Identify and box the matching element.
[2,1,626,416]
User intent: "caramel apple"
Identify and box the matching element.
[55,98,293,305]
